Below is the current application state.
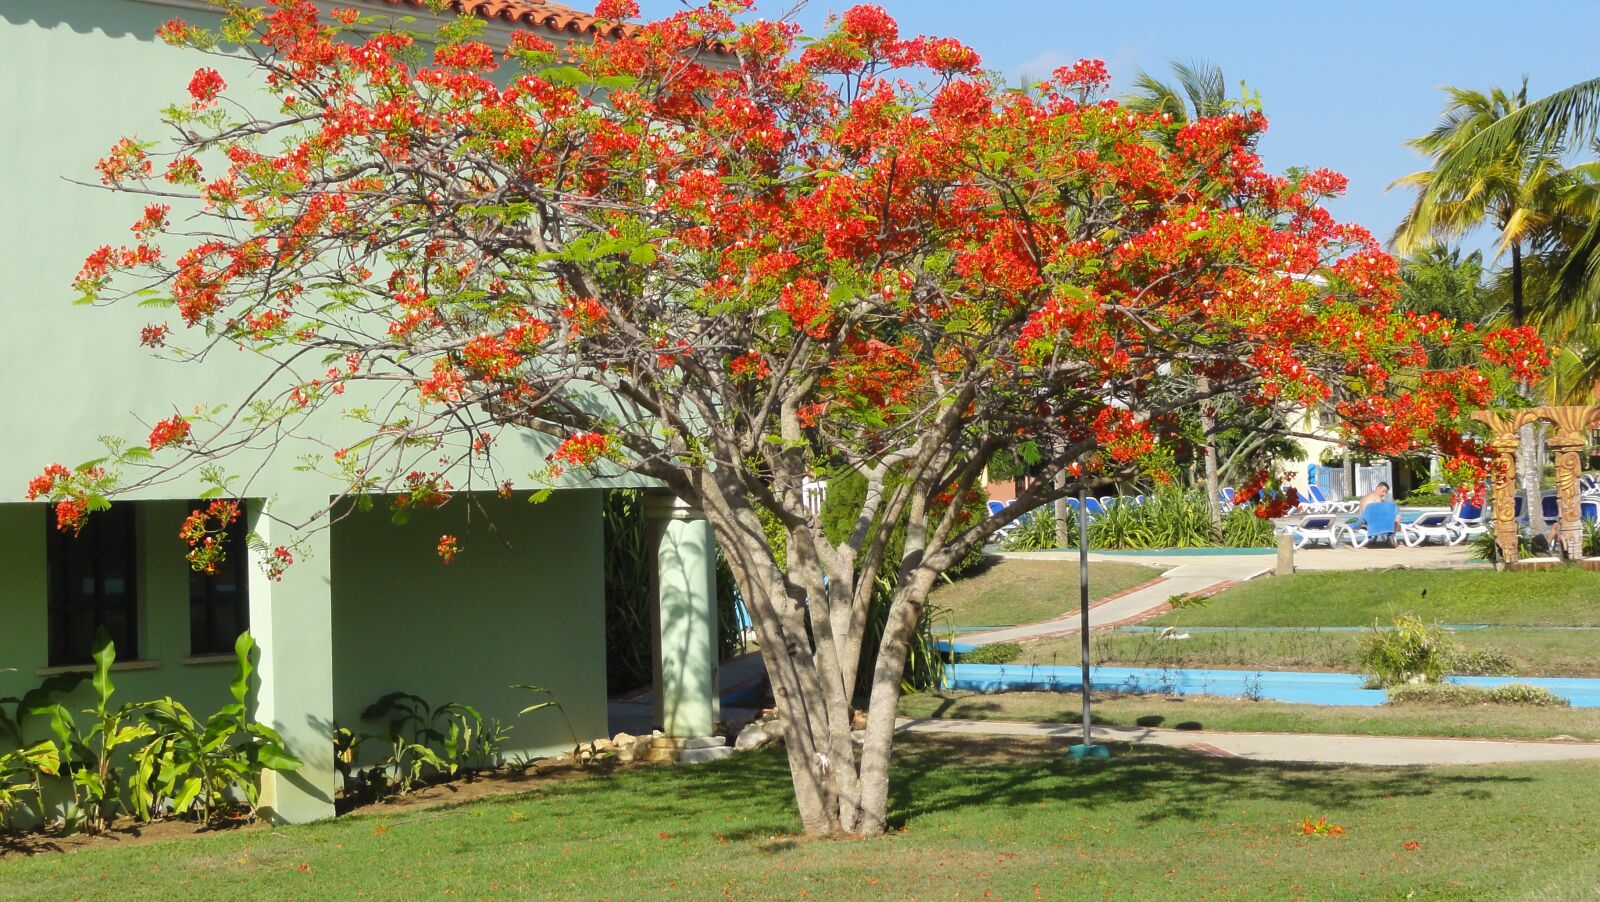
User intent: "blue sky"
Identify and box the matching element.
[636,0,1600,261]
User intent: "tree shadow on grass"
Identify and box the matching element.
[885,734,1534,829]
[383,730,1541,857]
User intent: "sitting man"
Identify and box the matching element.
[1353,482,1401,541]
[1353,481,1389,517]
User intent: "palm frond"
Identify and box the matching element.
[1430,77,1600,199]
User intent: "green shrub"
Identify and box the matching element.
[1402,492,1454,507]
[1358,613,1457,687]
[997,488,1273,551]
[1466,528,1532,563]
[957,643,1023,665]
[1387,682,1570,707]
[1450,647,1517,676]
[1219,506,1275,548]
[1000,508,1063,551]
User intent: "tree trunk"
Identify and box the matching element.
[1511,241,1525,329]
[1511,241,1541,530]
[1199,382,1222,533]
[1053,464,1071,548]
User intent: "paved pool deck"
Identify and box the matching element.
[898,716,1600,766]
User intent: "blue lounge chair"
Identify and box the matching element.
[1083,497,1105,516]
[1341,501,1400,548]
[986,499,1018,539]
[1450,498,1488,542]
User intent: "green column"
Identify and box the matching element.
[646,493,718,738]
[247,498,336,823]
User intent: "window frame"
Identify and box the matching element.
[46,502,140,666]
[186,500,251,657]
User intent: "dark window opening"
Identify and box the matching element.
[47,503,139,665]
[188,501,250,656]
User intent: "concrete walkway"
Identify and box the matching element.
[898,716,1600,766]
[957,552,1273,645]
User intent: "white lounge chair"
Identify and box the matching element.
[1290,513,1342,549]
[1401,510,1458,547]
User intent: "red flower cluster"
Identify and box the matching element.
[1301,816,1344,836]
[147,415,192,450]
[26,464,70,501]
[436,534,459,564]
[188,68,226,108]
[180,499,241,574]
[264,545,295,582]
[549,432,615,475]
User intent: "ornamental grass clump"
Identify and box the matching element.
[1387,682,1569,707]
[1358,613,1456,688]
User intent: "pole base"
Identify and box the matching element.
[1067,743,1110,760]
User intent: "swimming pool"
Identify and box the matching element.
[944,662,1600,707]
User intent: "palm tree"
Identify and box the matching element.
[1124,59,1231,122]
[1424,76,1600,201]
[1391,82,1568,327]
[1391,82,1578,515]
[1400,244,1493,322]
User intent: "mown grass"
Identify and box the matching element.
[930,558,1162,628]
[5,733,1600,899]
[1145,567,1600,628]
[901,690,1600,742]
[1012,626,1600,677]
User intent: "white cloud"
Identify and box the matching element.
[1006,49,1073,87]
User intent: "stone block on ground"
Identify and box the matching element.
[734,723,773,751]
[678,745,735,765]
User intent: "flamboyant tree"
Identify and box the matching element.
[32,0,1545,836]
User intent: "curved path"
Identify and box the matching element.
[898,716,1600,766]
[956,551,1273,645]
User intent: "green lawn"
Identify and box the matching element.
[1146,568,1600,628]
[931,558,1162,628]
[5,735,1600,899]
[902,690,1600,742]
[1012,626,1600,677]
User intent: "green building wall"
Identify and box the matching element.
[0,500,244,721]
[0,1,708,821]
[330,490,608,764]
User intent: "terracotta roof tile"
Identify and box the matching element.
[375,1,732,54]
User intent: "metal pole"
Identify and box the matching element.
[1079,487,1092,750]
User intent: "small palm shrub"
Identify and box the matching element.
[1359,613,1457,687]
[1219,506,1275,548]
[997,488,1275,551]
[1466,529,1532,563]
